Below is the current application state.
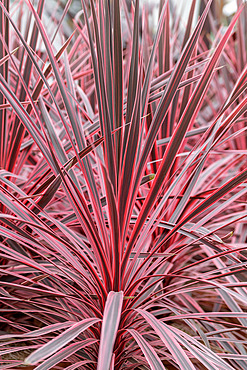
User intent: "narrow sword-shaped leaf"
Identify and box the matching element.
[0,322,73,339]
[128,329,165,370]
[97,291,123,370]
[101,164,120,290]
[137,309,197,370]
[25,318,100,364]
[169,326,235,370]
[122,0,139,156]
[113,0,123,173]
[35,339,97,370]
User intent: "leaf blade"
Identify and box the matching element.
[97,291,123,370]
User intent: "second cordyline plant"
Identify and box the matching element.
[0,0,247,368]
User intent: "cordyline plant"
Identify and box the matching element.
[0,0,247,368]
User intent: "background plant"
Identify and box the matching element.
[0,0,247,369]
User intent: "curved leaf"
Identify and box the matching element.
[137,309,197,370]
[25,318,100,365]
[128,329,165,370]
